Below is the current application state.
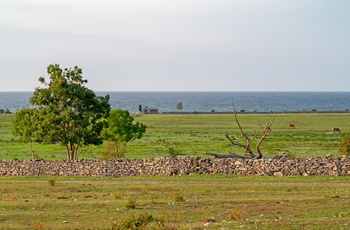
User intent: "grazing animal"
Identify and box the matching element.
[332,127,340,133]
[288,124,295,128]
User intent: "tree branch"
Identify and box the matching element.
[255,118,274,159]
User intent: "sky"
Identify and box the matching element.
[1,0,349,92]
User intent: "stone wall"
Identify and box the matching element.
[0,156,349,177]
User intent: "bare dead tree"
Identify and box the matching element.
[204,101,274,159]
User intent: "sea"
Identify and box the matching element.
[0,91,350,113]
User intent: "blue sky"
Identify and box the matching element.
[1,0,349,91]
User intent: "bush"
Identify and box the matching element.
[111,212,154,229]
[168,147,183,157]
[110,212,177,230]
[126,198,137,209]
[48,179,56,186]
[227,209,246,221]
[172,192,185,202]
[338,134,350,156]
[101,141,117,160]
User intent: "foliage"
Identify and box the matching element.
[126,198,137,209]
[48,179,56,186]
[138,104,143,113]
[172,192,185,202]
[12,108,41,159]
[227,209,246,221]
[102,108,146,158]
[28,64,110,160]
[168,146,184,157]
[0,108,12,114]
[101,141,117,159]
[338,134,350,156]
[111,212,154,230]
[32,220,43,230]
[176,102,183,111]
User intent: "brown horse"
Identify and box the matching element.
[332,127,340,133]
[288,124,295,128]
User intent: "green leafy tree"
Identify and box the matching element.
[138,104,143,113]
[12,107,41,159]
[176,102,183,111]
[29,64,110,160]
[102,108,146,158]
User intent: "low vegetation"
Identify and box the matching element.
[0,175,349,229]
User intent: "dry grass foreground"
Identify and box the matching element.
[0,175,349,229]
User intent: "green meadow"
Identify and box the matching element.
[0,113,349,160]
[1,113,350,229]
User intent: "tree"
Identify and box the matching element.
[205,101,274,159]
[29,64,111,160]
[138,104,143,113]
[176,102,183,111]
[102,108,146,158]
[12,107,41,159]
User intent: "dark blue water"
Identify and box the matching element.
[1,91,349,113]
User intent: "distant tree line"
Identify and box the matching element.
[0,108,12,114]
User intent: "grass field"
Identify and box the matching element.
[0,113,349,160]
[1,114,350,229]
[1,175,349,229]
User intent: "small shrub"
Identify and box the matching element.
[110,212,154,229]
[168,146,184,157]
[102,141,127,159]
[113,191,124,199]
[173,192,185,202]
[33,220,43,230]
[338,134,350,156]
[48,179,56,186]
[110,212,177,230]
[101,141,117,160]
[126,198,137,209]
[150,195,158,204]
[227,209,246,221]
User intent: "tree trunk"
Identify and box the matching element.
[114,140,119,159]
[66,143,77,160]
[29,140,35,160]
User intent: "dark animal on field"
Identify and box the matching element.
[288,124,295,128]
[332,127,340,133]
